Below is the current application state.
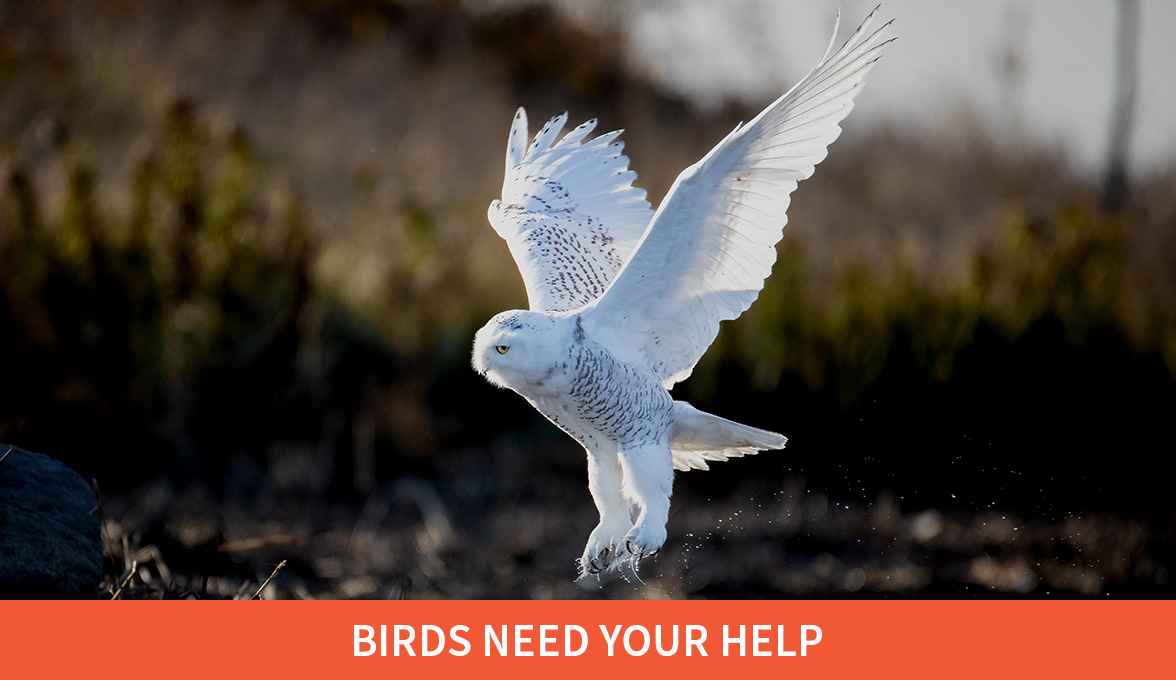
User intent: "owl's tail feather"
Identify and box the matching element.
[669,401,787,472]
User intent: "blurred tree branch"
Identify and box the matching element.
[1101,0,1139,212]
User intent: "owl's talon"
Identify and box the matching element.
[579,544,615,577]
[623,540,659,560]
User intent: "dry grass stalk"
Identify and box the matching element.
[251,560,287,600]
[111,560,139,600]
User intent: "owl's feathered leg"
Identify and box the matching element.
[617,442,673,559]
[578,443,631,577]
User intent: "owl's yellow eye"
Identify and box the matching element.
[496,345,510,355]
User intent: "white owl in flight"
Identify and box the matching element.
[473,8,892,577]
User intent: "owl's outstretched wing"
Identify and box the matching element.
[489,109,654,313]
[582,8,893,387]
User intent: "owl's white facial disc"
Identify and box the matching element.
[472,310,568,395]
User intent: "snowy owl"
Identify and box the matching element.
[473,8,892,577]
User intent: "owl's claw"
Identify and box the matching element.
[580,516,664,578]
[579,537,663,579]
[624,539,660,560]
[578,546,612,578]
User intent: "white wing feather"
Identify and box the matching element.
[489,108,654,313]
[582,8,893,387]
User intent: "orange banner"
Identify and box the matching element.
[2,600,1169,677]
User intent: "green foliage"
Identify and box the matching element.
[0,100,316,479]
[703,183,1165,404]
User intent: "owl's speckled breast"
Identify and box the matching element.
[530,334,673,450]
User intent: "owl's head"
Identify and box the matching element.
[472,310,569,394]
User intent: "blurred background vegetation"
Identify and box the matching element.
[1,0,1173,598]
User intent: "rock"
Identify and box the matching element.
[0,445,103,598]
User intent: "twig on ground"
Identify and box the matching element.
[252,560,287,600]
[111,560,139,600]
[217,535,301,553]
